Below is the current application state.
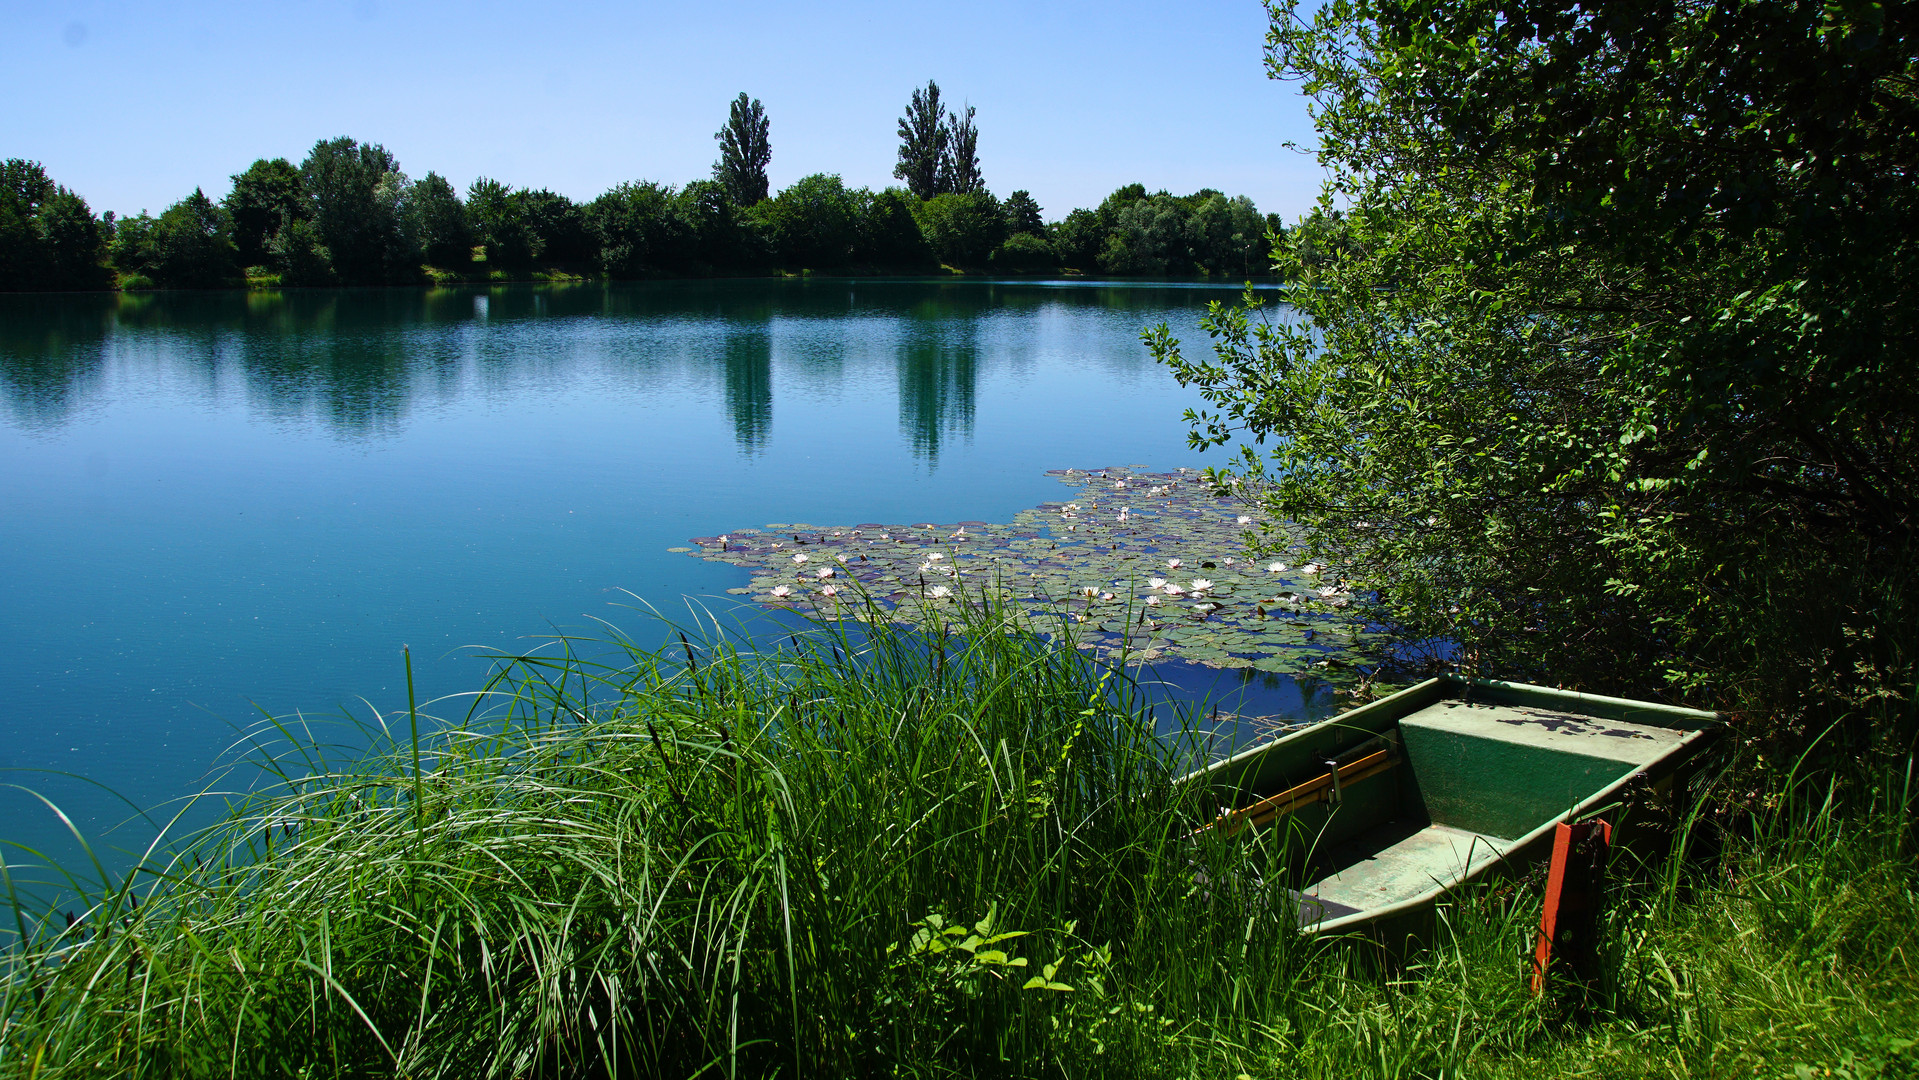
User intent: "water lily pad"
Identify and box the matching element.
[674,466,1383,684]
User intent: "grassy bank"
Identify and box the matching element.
[2,600,1914,1077]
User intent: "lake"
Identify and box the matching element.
[0,279,1340,866]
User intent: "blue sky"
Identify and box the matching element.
[3,0,1327,224]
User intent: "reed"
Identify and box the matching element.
[0,593,1315,1077]
[2,590,1913,1078]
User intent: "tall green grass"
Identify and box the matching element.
[0,597,1316,1077]
[2,593,1913,1078]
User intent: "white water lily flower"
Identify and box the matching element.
[791,553,808,563]
[927,584,953,599]
[1163,584,1185,596]
[1167,558,1182,569]
[770,586,792,598]
[1317,586,1344,599]
[1237,515,1253,526]
[820,584,839,597]
[816,568,834,579]
[927,552,944,560]
[1145,595,1160,606]
[1190,578,1214,592]
[1267,562,1287,573]
[1301,562,1323,575]
[835,552,847,562]
[1149,577,1167,589]
[1100,591,1115,602]
[1222,557,1235,566]
[719,534,728,544]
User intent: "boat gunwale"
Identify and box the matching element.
[1185,674,1721,937]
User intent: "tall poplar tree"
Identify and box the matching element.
[939,104,983,196]
[712,93,772,207]
[893,81,948,200]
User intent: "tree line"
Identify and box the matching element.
[0,82,1277,291]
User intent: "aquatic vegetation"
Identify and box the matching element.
[674,466,1388,679]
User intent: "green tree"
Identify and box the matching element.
[1100,192,1191,275]
[586,181,684,277]
[467,178,534,271]
[35,188,108,290]
[856,187,934,270]
[1002,190,1043,237]
[267,217,335,286]
[1094,183,1147,230]
[894,81,948,200]
[939,103,983,196]
[915,191,1004,268]
[760,173,859,270]
[674,179,751,273]
[413,171,471,268]
[108,211,156,283]
[1187,192,1265,278]
[712,93,772,207]
[1151,0,1919,733]
[145,188,238,288]
[989,232,1054,272]
[300,137,419,284]
[0,161,107,291]
[1049,208,1103,271]
[521,189,589,265]
[226,158,308,269]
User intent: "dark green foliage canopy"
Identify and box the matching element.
[0,159,108,291]
[225,158,308,270]
[520,189,590,265]
[915,192,1004,268]
[466,178,533,270]
[858,187,936,271]
[1153,0,1918,730]
[759,173,859,270]
[145,188,239,289]
[1002,190,1044,237]
[412,172,470,268]
[990,231,1055,272]
[586,181,684,277]
[1049,209,1103,271]
[8,98,1269,289]
[712,93,772,207]
[894,81,948,200]
[939,103,983,196]
[300,138,418,284]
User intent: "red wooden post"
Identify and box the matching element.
[1531,818,1612,995]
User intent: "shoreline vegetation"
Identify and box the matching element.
[1,599,1912,1076]
[0,84,1283,296]
[6,3,1918,1074]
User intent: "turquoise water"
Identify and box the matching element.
[0,279,1335,861]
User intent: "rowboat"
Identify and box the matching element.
[1190,674,1719,944]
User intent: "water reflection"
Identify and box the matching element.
[898,327,978,465]
[723,326,773,453]
[0,280,1271,454]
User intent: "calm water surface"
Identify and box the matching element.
[0,279,1333,861]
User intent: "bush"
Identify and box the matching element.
[915,191,1005,268]
[990,232,1056,272]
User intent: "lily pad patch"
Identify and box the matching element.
[676,467,1384,682]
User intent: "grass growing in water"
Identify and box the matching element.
[2,595,1914,1077]
[0,598,1316,1077]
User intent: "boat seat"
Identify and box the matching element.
[1295,821,1511,923]
[1396,701,1690,844]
